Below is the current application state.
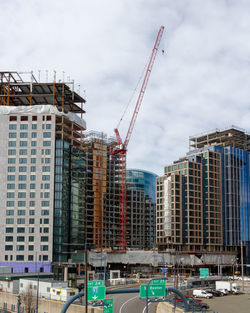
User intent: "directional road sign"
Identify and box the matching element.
[87,286,106,301]
[152,279,166,285]
[160,268,169,274]
[87,280,103,287]
[103,298,113,313]
[200,268,209,278]
[140,284,165,298]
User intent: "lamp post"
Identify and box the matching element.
[241,241,244,292]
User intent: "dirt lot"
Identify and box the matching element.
[202,293,250,313]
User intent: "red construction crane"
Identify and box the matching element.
[111,26,164,250]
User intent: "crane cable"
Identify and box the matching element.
[116,55,151,130]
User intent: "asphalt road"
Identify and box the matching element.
[106,292,158,313]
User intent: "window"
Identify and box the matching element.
[44,183,50,189]
[40,245,48,251]
[17,236,25,242]
[9,132,17,138]
[8,158,16,164]
[7,184,15,189]
[41,236,48,242]
[5,245,13,251]
[17,218,25,224]
[43,218,49,224]
[30,192,35,198]
[6,210,14,215]
[32,124,37,129]
[30,175,36,181]
[7,192,15,198]
[18,201,26,207]
[44,192,50,198]
[17,227,25,233]
[18,192,26,198]
[42,166,50,172]
[6,201,14,206]
[18,184,26,189]
[20,121,28,127]
[19,158,27,164]
[8,149,16,155]
[42,201,50,206]
[46,123,51,129]
[32,116,37,121]
[45,149,51,155]
[43,132,51,138]
[44,227,49,233]
[29,210,35,215]
[31,149,36,155]
[28,246,34,251]
[42,175,50,181]
[16,255,24,261]
[8,166,15,172]
[5,236,13,242]
[29,201,35,206]
[7,175,15,181]
[18,210,26,216]
[8,141,16,147]
[19,175,26,181]
[29,227,34,233]
[19,166,27,172]
[29,218,35,224]
[31,132,37,138]
[6,218,14,224]
[6,227,14,233]
[31,158,36,164]
[43,141,51,147]
[20,141,28,147]
[29,236,34,242]
[20,132,28,138]
[30,183,36,189]
[31,141,37,147]
[41,210,49,215]
[45,158,51,164]
[30,166,36,172]
[17,245,25,251]
[9,124,17,130]
[28,255,33,261]
[19,149,27,155]
[46,116,51,121]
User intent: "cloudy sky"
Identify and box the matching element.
[1,0,250,175]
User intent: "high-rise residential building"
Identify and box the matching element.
[189,127,250,268]
[157,150,222,252]
[0,72,86,273]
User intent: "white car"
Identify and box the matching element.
[193,289,213,298]
[217,288,229,295]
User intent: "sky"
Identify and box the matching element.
[1,0,250,175]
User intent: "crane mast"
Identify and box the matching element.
[111,26,164,250]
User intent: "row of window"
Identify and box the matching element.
[5,245,48,251]
[6,218,50,224]
[9,115,52,122]
[8,141,51,147]
[6,209,49,216]
[9,131,51,138]
[7,192,50,198]
[7,183,50,189]
[6,200,50,207]
[6,227,49,233]
[6,236,48,241]
[4,254,48,261]
[7,175,50,181]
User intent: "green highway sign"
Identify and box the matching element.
[103,298,113,313]
[87,286,106,301]
[200,268,209,278]
[140,284,165,298]
[152,279,166,286]
[87,280,103,287]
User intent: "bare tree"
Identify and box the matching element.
[20,284,37,313]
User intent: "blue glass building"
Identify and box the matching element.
[126,169,158,202]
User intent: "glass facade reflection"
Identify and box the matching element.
[127,169,158,202]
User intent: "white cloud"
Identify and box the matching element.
[1,0,250,175]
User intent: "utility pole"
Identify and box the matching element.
[241,241,244,291]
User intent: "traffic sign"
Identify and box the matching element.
[87,280,103,287]
[103,298,113,313]
[160,268,168,274]
[140,284,165,298]
[152,279,166,285]
[87,286,106,301]
[200,268,209,277]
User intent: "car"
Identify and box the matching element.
[217,288,229,295]
[187,299,209,310]
[193,289,213,298]
[206,288,223,296]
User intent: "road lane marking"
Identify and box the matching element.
[119,295,138,313]
[142,302,152,313]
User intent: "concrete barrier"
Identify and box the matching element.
[157,302,184,313]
